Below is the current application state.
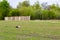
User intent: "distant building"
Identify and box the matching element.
[5,16,30,21]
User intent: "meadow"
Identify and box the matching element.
[0,20,60,40]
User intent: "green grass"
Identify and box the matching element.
[0,20,60,40]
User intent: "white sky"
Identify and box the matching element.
[7,0,60,8]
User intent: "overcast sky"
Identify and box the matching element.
[7,0,60,8]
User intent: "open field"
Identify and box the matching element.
[0,20,60,40]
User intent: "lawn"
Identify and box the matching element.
[0,20,60,40]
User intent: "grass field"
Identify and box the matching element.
[0,20,60,40]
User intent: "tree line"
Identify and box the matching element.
[0,0,60,20]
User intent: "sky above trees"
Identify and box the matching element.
[0,0,60,8]
[7,0,60,8]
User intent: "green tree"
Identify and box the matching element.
[50,4,60,19]
[17,0,30,8]
[33,1,41,9]
[8,9,20,16]
[48,10,56,19]
[0,0,10,19]
[31,1,42,19]
[42,10,48,19]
